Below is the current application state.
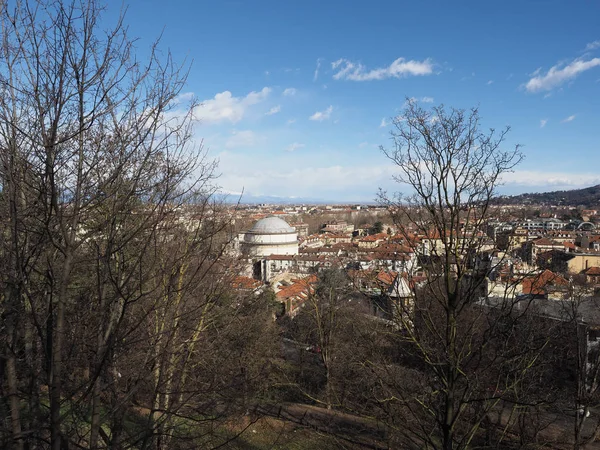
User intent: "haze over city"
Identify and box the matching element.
[112,0,600,201]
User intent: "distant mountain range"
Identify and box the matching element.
[215,192,373,205]
[495,185,600,207]
[217,193,326,205]
[214,184,600,207]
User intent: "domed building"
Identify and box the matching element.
[241,216,299,257]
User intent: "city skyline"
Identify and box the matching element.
[114,0,600,201]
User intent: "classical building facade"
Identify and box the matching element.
[240,216,299,280]
[241,216,299,257]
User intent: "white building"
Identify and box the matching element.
[240,216,299,281]
[241,216,299,258]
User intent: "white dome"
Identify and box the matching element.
[246,216,296,235]
[241,216,299,257]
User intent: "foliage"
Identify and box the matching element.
[370,221,384,235]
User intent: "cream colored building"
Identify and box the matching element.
[567,254,600,274]
[240,216,299,258]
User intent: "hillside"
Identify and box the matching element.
[494,184,600,207]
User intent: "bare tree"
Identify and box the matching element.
[0,1,257,449]
[284,268,375,413]
[375,100,562,448]
[551,281,600,449]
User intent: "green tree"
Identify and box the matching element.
[370,221,384,235]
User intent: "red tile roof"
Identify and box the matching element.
[232,276,262,290]
[584,266,600,276]
[276,275,317,301]
[522,269,569,295]
[359,232,388,242]
[348,269,398,289]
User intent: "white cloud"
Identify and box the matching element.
[286,118,296,125]
[585,40,600,52]
[309,105,333,121]
[283,88,297,96]
[380,118,389,128]
[404,97,434,106]
[331,57,434,81]
[313,58,323,82]
[194,87,271,124]
[487,80,494,85]
[217,159,399,200]
[225,130,260,149]
[524,58,600,92]
[540,119,548,128]
[266,105,281,115]
[501,170,600,188]
[172,92,195,105]
[562,114,576,123]
[286,142,305,152]
[215,148,600,201]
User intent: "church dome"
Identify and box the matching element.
[241,215,299,258]
[246,216,296,235]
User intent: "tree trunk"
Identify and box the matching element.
[5,286,24,450]
[89,376,102,450]
[50,253,73,450]
[325,366,333,410]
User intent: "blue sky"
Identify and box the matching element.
[115,1,600,202]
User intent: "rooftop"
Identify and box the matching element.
[246,215,296,234]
